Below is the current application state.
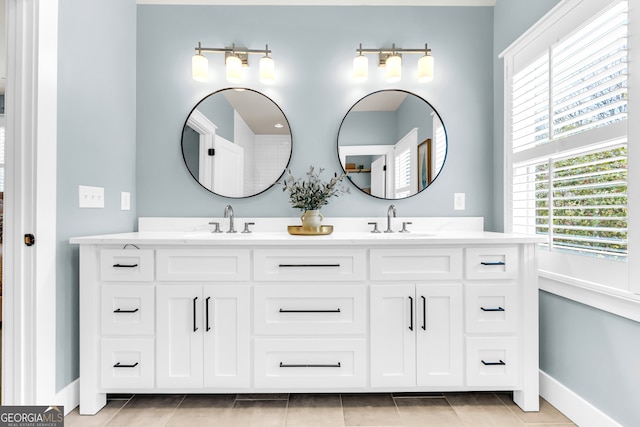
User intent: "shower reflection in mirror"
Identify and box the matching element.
[337,90,447,199]
[182,88,292,198]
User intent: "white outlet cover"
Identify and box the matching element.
[121,192,131,211]
[454,193,466,211]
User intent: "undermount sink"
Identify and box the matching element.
[363,232,436,238]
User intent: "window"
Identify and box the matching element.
[0,116,4,192]
[502,0,636,300]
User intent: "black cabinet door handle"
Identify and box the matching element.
[481,359,506,366]
[421,296,426,330]
[279,362,341,368]
[278,264,341,268]
[481,306,505,312]
[113,362,139,368]
[408,296,414,331]
[480,261,505,266]
[193,296,198,332]
[279,308,341,313]
[113,308,139,313]
[113,263,139,268]
[206,297,211,332]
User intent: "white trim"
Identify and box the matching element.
[2,0,58,406]
[539,274,640,323]
[540,370,623,427]
[628,0,640,294]
[54,379,79,416]
[136,0,496,6]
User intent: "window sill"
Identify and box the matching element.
[539,270,640,322]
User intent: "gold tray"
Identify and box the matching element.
[287,225,334,236]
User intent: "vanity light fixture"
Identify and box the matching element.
[353,43,434,83]
[192,42,276,84]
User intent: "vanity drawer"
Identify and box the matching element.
[465,247,519,280]
[101,285,155,336]
[370,248,463,281]
[253,249,366,282]
[100,338,154,389]
[100,249,154,282]
[156,249,250,281]
[464,284,518,334]
[254,285,367,335]
[254,338,366,388]
[466,337,518,387]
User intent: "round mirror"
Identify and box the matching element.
[337,90,447,199]
[181,88,292,198]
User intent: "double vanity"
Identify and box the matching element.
[72,216,542,415]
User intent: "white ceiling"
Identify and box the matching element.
[137,1,495,5]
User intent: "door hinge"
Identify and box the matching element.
[24,233,35,246]
[208,148,215,156]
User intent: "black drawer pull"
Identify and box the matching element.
[113,362,139,368]
[193,297,198,332]
[421,296,427,330]
[113,263,139,268]
[113,308,139,313]
[408,296,414,331]
[480,306,505,312]
[278,264,341,268]
[279,308,341,313]
[279,362,341,368]
[480,261,505,266]
[206,297,211,332]
[481,359,506,366]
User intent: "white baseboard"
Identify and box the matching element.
[540,370,622,427]
[54,379,79,415]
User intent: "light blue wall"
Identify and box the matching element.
[136,5,494,216]
[540,292,640,426]
[57,0,138,391]
[494,1,640,425]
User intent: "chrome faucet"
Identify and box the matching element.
[224,204,237,233]
[385,204,396,233]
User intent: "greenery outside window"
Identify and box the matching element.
[502,0,637,303]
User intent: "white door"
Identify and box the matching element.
[203,285,250,388]
[370,285,416,387]
[370,155,386,198]
[212,136,244,197]
[156,285,204,388]
[416,284,464,386]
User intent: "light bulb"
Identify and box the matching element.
[260,55,275,84]
[418,54,434,82]
[385,54,402,83]
[353,54,368,82]
[192,54,208,82]
[226,55,243,84]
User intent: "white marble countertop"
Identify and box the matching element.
[69,216,545,246]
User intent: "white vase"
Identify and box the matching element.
[300,209,323,232]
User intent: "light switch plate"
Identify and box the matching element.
[121,192,131,211]
[79,185,104,208]
[454,193,466,210]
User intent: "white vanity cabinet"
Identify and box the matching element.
[252,248,368,389]
[73,227,540,415]
[370,283,464,388]
[156,284,250,389]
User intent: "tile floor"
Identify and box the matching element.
[64,392,576,427]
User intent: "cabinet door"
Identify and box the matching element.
[156,285,204,388]
[203,285,250,388]
[370,285,416,387]
[416,284,463,387]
